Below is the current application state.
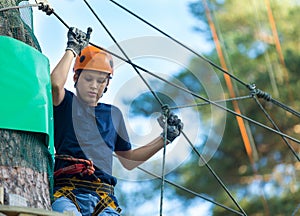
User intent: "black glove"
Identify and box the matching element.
[66,27,92,56]
[157,112,183,143]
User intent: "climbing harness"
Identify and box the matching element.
[54,155,121,214]
[53,178,121,215]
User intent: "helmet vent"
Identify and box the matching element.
[79,55,86,63]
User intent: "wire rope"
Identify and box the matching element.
[107,0,300,121]
[35,1,300,215]
[0,3,39,12]
[111,154,245,215]
[80,2,247,214]
[38,3,300,147]
[36,2,247,214]
[136,166,246,216]
[169,95,253,110]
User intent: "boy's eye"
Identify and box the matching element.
[97,78,107,84]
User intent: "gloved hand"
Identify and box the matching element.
[157,112,183,143]
[66,27,92,56]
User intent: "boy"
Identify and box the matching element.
[51,27,183,215]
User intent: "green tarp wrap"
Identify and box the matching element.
[0,36,54,155]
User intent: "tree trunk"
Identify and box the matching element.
[0,0,41,51]
[0,130,52,209]
[0,0,52,210]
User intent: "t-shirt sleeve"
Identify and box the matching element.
[53,89,72,110]
[113,106,132,151]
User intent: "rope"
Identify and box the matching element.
[0,4,39,12]
[169,95,253,110]
[159,106,169,216]
[136,166,245,216]
[35,1,300,214]
[203,0,256,166]
[111,154,244,215]
[54,154,95,176]
[36,2,300,146]
[249,84,300,118]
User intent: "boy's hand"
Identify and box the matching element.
[66,27,92,56]
[157,112,183,143]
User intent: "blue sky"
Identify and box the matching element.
[29,1,214,215]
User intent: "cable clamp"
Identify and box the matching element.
[35,0,53,15]
[161,104,170,117]
[248,83,272,101]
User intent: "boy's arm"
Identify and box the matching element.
[116,112,183,170]
[51,27,92,106]
[115,136,166,170]
[51,50,74,106]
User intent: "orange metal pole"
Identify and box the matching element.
[264,0,289,82]
[202,0,254,164]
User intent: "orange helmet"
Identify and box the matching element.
[73,46,113,75]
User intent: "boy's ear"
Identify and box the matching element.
[73,73,79,82]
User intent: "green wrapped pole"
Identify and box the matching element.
[0,36,54,209]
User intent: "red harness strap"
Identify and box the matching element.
[54,154,95,177]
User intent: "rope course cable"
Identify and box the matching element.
[77,2,247,215]
[110,154,245,215]
[35,1,300,215]
[106,0,300,130]
[0,3,39,12]
[35,3,247,215]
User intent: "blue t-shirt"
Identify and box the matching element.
[53,89,131,186]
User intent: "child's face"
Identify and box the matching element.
[76,70,109,106]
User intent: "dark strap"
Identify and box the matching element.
[55,178,115,195]
[55,188,81,212]
[92,194,122,216]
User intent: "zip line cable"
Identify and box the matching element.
[170,95,253,110]
[79,2,297,214]
[35,1,300,214]
[37,3,300,146]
